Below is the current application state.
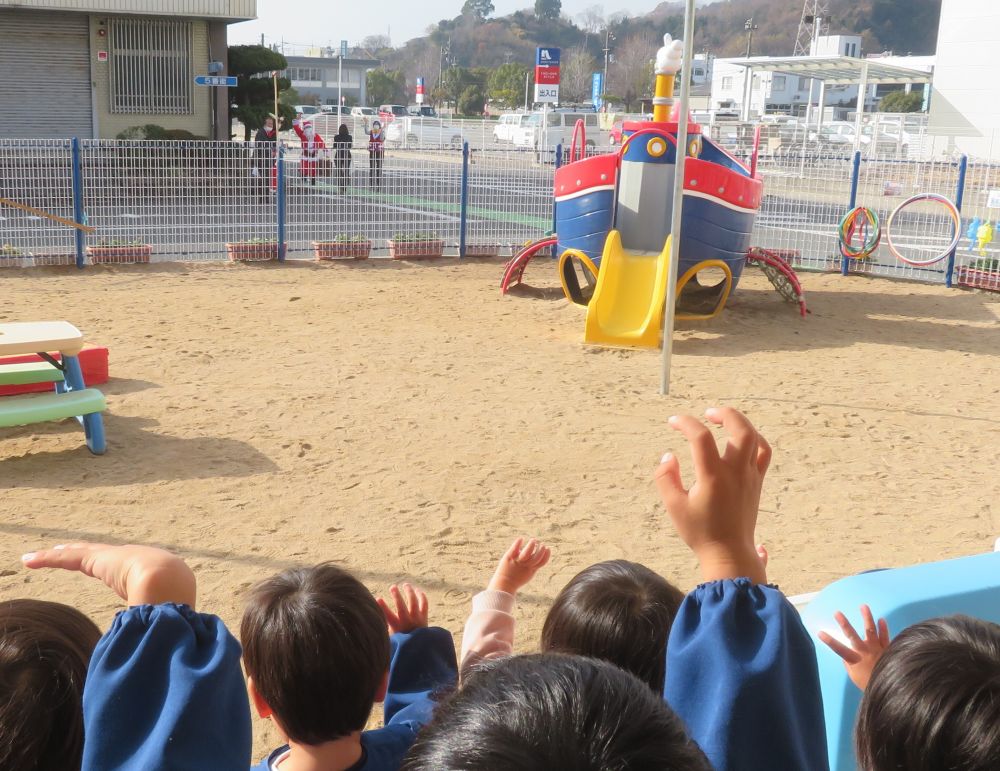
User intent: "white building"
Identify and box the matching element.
[928,0,1000,158]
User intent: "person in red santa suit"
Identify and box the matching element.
[292,114,327,186]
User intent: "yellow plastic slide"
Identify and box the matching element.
[584,230,672,348]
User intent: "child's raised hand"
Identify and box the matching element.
[377,583,429,634]
[21,542,196,607]
[654,407,771,584]
[487,538,551,596]
[818,605,891,690]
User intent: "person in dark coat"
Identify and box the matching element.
[332,124,353,195]
[252,114,279,195]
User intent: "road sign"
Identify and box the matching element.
[534,85,559,104]
[536,47,560,66]
[194,75,237,87]
[535,66,560,85]
[592,72,603,109]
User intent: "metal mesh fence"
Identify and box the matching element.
[466,148,555,255]
[0,135,998,295]
[0,139,76,267]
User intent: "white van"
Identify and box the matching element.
[512,111,605,149]
[493,113,528,143]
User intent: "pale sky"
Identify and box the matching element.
[228,0,664,50]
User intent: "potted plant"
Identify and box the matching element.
[955,257,1000,291]
[1,243,22,266]
[86,238,153,264]
[225,238,281,262]
[313,234,371,261]
[388,232,445,260]
[463,243,500,258]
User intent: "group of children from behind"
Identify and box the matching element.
[3,407,999,770]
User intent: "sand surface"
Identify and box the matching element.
[3,258,999,757]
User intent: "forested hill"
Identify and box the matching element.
[380,0,941,75]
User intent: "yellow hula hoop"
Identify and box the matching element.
[885,193,961,267]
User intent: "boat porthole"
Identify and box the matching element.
[647,138,667,157]
[688,137,701,157]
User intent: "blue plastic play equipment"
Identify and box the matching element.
[800,550,1000,771]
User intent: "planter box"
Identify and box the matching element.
[313,240,371,260]
[955,266,1000,292]
[30,253,77,267]
[87,244,153,264]
[226,242,280,262]
[463,243,500,258]
[388,239,445,260]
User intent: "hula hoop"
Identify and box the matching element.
[838,206,880,260]
[885,193,961,267]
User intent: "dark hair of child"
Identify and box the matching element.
[0,599,102,771]
[856,614,1000,771]
[240,564,391,744]
[540,559,685,694]
[402,652,711,771]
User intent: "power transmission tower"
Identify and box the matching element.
[793,0,829,56]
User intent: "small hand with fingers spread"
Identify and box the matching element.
[818,604,890,690]
[487,538,551,596]
[21,542,196,607]
[654,407,772,584]
[377,583,429,634]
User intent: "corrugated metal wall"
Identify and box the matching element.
[0,10,93,139]
[0,0,255,20]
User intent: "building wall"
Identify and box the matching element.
[928,0,1000,157]
[0,0,255,19]
[284,56,378,107]
[89,14,214,138]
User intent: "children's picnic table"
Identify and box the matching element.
[0,321,107,454]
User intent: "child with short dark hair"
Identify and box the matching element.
[0,599,102,771]
[822,610,1000,770]
[401,653,712,771]
[242,567,457,771]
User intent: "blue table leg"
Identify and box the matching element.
[63,354,107,455]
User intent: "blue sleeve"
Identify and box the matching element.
[82,604,251,771]
[664,579,829,771]
[382,626,458,728]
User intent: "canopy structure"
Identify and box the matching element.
[730,55,933,148]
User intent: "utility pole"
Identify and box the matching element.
[602,29,615,100]
[742,17,758,121]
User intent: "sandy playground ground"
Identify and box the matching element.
[3,258,1000,756]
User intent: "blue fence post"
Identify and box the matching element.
[276,144,286,262]
[842,150,862,276]
[459,141,469,257]
[552,143,563,236]
[945,154,968,288]
[71,137,86,269]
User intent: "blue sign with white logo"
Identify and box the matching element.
[592,72,603,109]
[194,75,237,87]
[536,47,560,66]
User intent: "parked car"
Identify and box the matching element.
[385,117,463,147]
[378,104,409,123]
[493,113,528,143]
[350,106,377,117]
[294,105,321,117]
[408,105,438,118]
[512,111,605,149]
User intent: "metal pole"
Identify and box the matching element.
[71,137,86,269]
[603,30,610,95]
[524,71,530,111]
[338,55,343,121]
[843,150,861,276]
[553,143,562,235]
[945,154,968,288]
[460,141,469,257]
[277,145,286,262]
[853,60,869,154]
[660,0,696,396]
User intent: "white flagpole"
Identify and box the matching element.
[660,0,697,396]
